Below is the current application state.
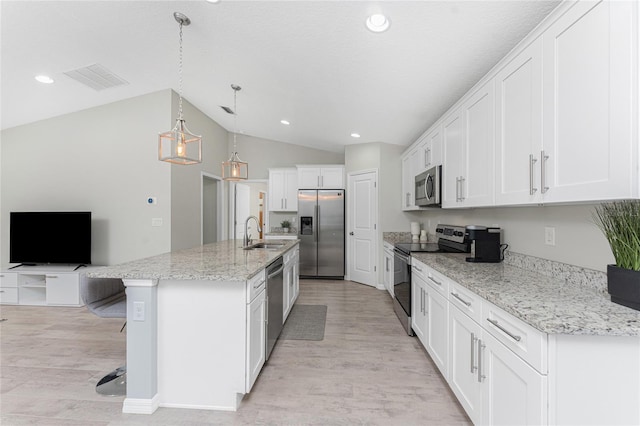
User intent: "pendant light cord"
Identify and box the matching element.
[178,20,184,120]
[233,86,238,150]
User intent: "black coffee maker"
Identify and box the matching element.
[465,226,503,263]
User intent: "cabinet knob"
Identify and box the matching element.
[349,232,354,236]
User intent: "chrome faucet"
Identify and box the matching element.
[243,216,262,247]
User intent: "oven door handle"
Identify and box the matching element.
[393,249,411,264]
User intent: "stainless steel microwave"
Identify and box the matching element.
[415,165,441,207]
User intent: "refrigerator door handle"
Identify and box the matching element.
[314,205,318,243]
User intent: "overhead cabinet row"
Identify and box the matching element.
[268,165,344,212]
[402,0,637,210]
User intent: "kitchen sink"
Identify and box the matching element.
[242,242,285,250]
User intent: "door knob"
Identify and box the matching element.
[349,232,354,235]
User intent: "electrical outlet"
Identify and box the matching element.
[133,301,145,321]
[545,227,556,246]
[152,218,163,227]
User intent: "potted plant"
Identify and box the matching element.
[594,201,640,311]
[280,220,291,233]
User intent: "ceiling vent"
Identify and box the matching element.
[63,63,129,91]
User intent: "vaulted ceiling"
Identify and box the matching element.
[1,0,560,153]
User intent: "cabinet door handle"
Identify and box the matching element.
[429,277,442,286]
[420,288,424,314]
[541,150,549,194]
[284,198,287,209]
[487,318,522,342]
[470,332,478,373]
[459,177,465,201]
[451,292,471,307]
[529,154,538,195]
[46,275,58,279]
[478,339,486,382]
[455,177,460,201]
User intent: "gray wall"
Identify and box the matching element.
[231,133,344,179]
[169,90,229,252]
[1,89,232,265]
[1,91,173,266]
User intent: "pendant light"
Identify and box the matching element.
[158,12,202,165]
[222,84,248,180]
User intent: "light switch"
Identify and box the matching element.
[152,218,163,227]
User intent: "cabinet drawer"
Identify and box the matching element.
[247,270,266,303]
[425,266,449,297]
[482,300,547,373]
[0,287,18,304]
[0,273,18,288]
[449,280,482,324]
[412,259,428,283]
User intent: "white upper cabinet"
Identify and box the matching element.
[443,81,495,208]
[408,0,638,208]
[495,37,544,205]
[268,168,298,212]
[401,148,422,210]
[297,166,344,189]
[417,126,443,173]
[541,0,636,203]
[442,108,464,208]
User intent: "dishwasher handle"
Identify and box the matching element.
[267,263,284,279]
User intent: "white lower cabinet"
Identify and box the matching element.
[425,287,449,378]
[383,242,394,297]
[1,266,90,306]
[449,304,483,425]
[411,267,427,344]
[481,331,547,425]
[283,247,299,321]
[246,287,266,392]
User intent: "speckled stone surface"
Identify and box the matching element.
[382,232,412,245]
[412,252,640,336]
[504,251,608,295]
[87,239,299,282]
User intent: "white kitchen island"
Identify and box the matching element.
[87,239,299,414]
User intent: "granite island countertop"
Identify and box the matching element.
[411,251,640,337]
[87,239,299,282]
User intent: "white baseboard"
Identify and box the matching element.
[122,394,160,414]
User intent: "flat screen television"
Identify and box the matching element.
[10,211,92,265]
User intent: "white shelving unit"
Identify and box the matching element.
[0,265,98,306]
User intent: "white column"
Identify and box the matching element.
[122,279,159,414]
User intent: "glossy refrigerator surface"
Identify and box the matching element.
[298,190,345,278]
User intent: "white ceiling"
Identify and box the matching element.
[1,0,560,153]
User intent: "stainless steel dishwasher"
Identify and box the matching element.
[265,256,284,360]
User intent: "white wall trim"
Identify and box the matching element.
[122,394,160,414]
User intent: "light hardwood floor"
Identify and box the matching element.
[1,279,471,425]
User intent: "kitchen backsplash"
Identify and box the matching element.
[504,251,607,295]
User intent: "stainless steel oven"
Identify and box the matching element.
[392,246,413,336]
[415,165,441,207]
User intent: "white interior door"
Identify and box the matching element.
[347,170,377,287]
[234,183,251,241]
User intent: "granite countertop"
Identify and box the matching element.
[87,239,299,282]
[411,252,640,337]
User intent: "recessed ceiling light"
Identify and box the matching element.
[35,75,54,84]
[366,14,390,33]
[351,133,361,138]
[280,120,290,125]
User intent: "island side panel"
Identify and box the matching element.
[123,279,159,414]
[157,279,247,411]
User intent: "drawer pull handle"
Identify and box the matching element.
[470,332,477,374]
[451,292,471,307]
[429,277,442,286]
[413,266,423,273]
[253,280,265,289]
[478,340,486,382]
[487,318,522,342]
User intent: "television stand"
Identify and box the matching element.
[0,265,98,306]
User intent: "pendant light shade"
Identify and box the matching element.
[159,12,202,165]
[159,119,202,164]
[222,84,248,180]
[222,152,248,181]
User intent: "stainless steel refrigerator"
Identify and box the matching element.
[298,189,345,278]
